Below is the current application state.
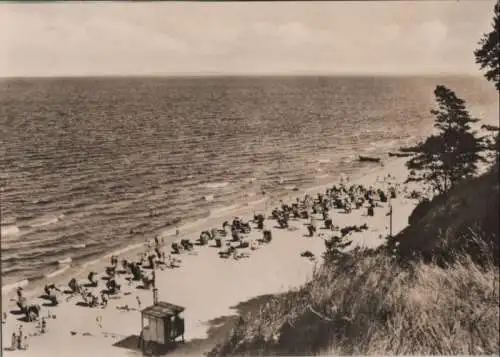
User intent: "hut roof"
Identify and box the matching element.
[141,301,185,318]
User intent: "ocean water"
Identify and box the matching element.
[0,75,497,286]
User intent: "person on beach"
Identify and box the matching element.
[101,293,108,308]
[23,335,29,350]
[17,326,23,348]
[136,296,142,309]
[11,332,17,350]
[41,317,47,334]
[151,270,156,289]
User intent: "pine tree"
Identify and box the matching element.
[474,3,500,90]
[475,3,500,163]
[404,85,486,195]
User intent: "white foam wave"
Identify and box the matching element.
[71,243,86,249]
[203,182,229,189]
[58,257,72,265]
[210,204,241,217]
[317,158,331,163]
[246,198,267,207]
[316,174,329,179]
[1,224,20,237]
[203,194,215,202]
[45,266,70,279]
[30,214,65,228]
[2,279,29,294]
[284,185,298,190]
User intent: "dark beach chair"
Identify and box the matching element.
[325,219,333,230]
[367,206,374,216]
[26,304,40,322]
[180,239,193,251]
[171,243,180,254]
[87,272,98,287]
[263,230,272,243]
[241,222,251,234]
[237,241,250,249]
[106,279,121,294]
[199,231,210,245]
[215,238,222,248]
[231,229,240,242]
[131,264,142,281]
[307,225,316,237]
[68,278,80,294]
[277,218,289,229]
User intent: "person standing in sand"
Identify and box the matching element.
[11,332,17,350]
[17,327,23,349]
[136,296,142,309]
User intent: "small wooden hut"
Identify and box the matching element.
[140,301,185,354]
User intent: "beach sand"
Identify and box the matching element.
[1,158,420,356]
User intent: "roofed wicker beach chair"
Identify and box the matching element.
[26,304,40,322]
[307,224,316,237]
[277,217,289,229]
[68,278,81,294]
[171,242,180,254]
[199,231,211,245]
[241,222,251,234]
[214,238,222,248]
[263,230,272,243]
[106,278,121,294]
[180,239,193,251]
[87,272,98,287]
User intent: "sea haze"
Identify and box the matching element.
[0,75,497,285]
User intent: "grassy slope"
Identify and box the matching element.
[209,166,499,356]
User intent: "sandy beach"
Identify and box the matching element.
[1,157,421,356]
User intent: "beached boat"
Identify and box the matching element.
[388,152,413,158]
[358,155,382,163]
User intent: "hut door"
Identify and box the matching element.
[156,317,165,344]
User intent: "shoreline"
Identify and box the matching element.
[1,156,405,300]
[1,155,418,357]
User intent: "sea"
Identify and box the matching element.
[0,75,498,289]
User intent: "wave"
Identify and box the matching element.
[27,214,65,228]
[58,257,72,265]
[315,174,330,179]
[203,194,215,202]
[45,265,70,279]
[210,204,241,217]
[1,224,20,237]
[202,181,229,189]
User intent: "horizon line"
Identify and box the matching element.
[0,72,483,80]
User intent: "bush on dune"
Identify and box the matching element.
[390,163,499,267]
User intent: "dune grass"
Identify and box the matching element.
[210,248,499,356]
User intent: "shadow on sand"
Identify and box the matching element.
[113,293,276,356]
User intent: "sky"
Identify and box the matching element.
[0,1,497,77]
